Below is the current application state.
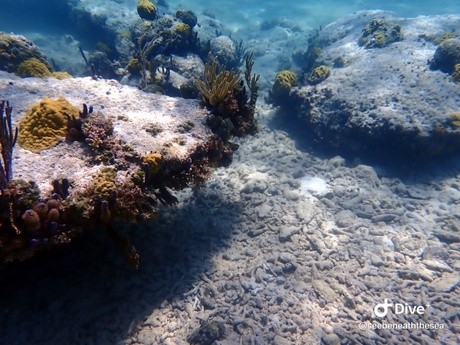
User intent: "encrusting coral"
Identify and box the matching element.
[18,97,80,153]
[82,111,115,155]
[358,18,403,49]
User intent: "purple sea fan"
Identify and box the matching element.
[0,100,18,190]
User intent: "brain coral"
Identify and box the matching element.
[431,39,460,73]
[0,33,52,73]
[176,9,198,27]
[306,65,331,85]
[175,23,191,38]
[272,70,298,100]
[137,0,157,20]
[18,97,80,153]
[16,58,52,78]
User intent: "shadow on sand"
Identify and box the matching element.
[0,187,242,344]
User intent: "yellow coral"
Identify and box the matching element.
[92,168,117,199]
[452,64,460,83]
[272,70,298,99]
[16,58,52,78]
[52,71,72,79]
[142,153,162,174]
[137,0,157,20]
[18,97,80,152]
[127,58,142,74]
[195,53,241,106]
[175,23,191,38]
[448,112,460,127]
[436,32,456,45]
[306,65,331,85]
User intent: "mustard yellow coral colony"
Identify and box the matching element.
[271,70,298,102]
[91,168,117,199]
[18,97,80,152]
[142,153,162,174]
[137,0,157,20]
[16,58,52,78]
[175,23,191,38]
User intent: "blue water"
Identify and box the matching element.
[2,0,458,80]
[3,0,459,34]
[168,0,459,28]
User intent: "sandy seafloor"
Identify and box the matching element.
[1,1,460,344]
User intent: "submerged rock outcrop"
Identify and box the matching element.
[0,70,250,266]
[278,11,460,160]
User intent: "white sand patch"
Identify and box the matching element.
[299,176,331,196]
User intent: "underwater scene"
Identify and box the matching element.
[0,0,460,344]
